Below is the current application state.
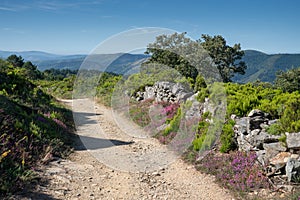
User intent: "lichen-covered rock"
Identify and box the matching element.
[256,150,267,166]
[254,130,280,146]
[234,117,250,136]
[263,142,287,160]
[286,132,300,149]
[286,158,300,182]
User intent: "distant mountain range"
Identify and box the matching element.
[1,50,300,83]
[0,50,73,61]
[234,50,300,83]
[0,50,149,75]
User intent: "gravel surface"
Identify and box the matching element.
[12,98,234,200]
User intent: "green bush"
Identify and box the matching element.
[96,72,122,106]
[266,123,282,135]
[196,87,209,103]
[220,119,236,153]
[38,75,76,99]
[192,112,211,151]
[128,99,154,127]
[163,108,182,136]
[278,134,287,144]
[194,74,207,92]
[279,92,300,133]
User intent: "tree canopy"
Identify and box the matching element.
[145,32,198,81]
[275,67,300,92]
[145,33,247,83]
[5,55,42,79]
[199,34,247,83]
[6,54,24,68]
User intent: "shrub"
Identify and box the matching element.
[146,101,182,144]
[163,108,182,136]
[266,123,282,135]
[197,151,270,193]
[192,112,211,151]
[0,96,72,195]
[96,72,122,106]
[129,98,154,127]
[279,92,300,133]
[47,75,76,99]
[194,74,207,92]
[163,102,180,122]
[220,119,237,153]
[0,59,73,195]
[278,134,287,144]
[196,87,209,103]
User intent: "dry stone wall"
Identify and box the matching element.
[134,81,194,103]
[233,109,300,182]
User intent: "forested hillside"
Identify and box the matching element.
[234,50,300,83]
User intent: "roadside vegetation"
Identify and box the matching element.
[0,57,75,196]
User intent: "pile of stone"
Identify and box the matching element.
[233,109,300,182]
[134,81,194,103]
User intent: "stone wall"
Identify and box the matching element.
[133,81,300,183]
[134,81,194,103]
[233,109,300,182]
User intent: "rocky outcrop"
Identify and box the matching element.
[134,82,193,103]
[233,109,300,182]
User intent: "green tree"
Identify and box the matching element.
[6,54,24,67]
[274,67,300,92]
[22,61,42,79]
[145,32,199,82]
[22,61,37,71]
[199,34,247,83]
[145,33,246,84]
[43,68,78,81]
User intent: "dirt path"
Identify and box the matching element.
[20,98,234,200]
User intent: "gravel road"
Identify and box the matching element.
[15,98,234,200]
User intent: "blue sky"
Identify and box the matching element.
[0,0,299,54]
